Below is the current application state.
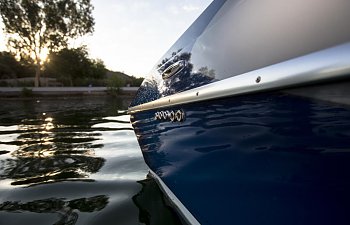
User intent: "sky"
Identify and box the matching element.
[0,0,212,77]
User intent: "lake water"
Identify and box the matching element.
[0,97,182,225]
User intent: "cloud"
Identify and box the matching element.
[168,3,202,15]
[167,5,181,15]
[110,3,127,13]
[131,1,150,11]
[183,4,201,12]
[77,0,213,76]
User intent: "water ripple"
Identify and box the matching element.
[0,97,181,225]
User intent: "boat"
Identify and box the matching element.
[128,0,350,224]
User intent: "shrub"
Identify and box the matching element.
[21,87,33,97]
[106,75,125,96]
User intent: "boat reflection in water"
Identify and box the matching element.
[133,175,183,225]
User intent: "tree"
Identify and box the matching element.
[0,51,35,80]
[0,51,19,79]
[0,0,94,87]
[46,46,89,86]
[90,59,107,80]
[45,46,106,86]
[130,76,144,87]
[106,74,125,96]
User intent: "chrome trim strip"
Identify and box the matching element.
[149,170,201,225]
[129,42,350,113]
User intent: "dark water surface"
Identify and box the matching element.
[0,97,182,225]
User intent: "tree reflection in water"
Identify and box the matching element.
[0,113,105,186]
[0,97,173,225]
[157,50,216,96]
[0,195,108,225]
[130,49,216,107]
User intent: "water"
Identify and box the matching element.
[0,97,182,225]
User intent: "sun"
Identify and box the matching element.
[39,47,49,63]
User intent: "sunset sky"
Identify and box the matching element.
[0,0,212,77]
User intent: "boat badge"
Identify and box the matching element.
[154,110,185,122]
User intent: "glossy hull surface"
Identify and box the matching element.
[129,0,350,223]
[131,91,350,225]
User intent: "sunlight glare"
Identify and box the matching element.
[39,48,49,63]
[45,117,53,122]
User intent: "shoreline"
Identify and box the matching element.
[0,87,138,98]
[0,94,136,101]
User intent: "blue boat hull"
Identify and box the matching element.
[129,0,350,223]
[131,90,350,225]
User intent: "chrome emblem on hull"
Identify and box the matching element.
[155,110,185,122]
